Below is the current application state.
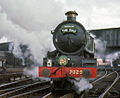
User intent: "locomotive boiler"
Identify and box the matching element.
[39,11,97,90]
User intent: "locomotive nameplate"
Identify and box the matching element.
[61,28,77,34]
[61,25,77,34]
[69,70,83,75]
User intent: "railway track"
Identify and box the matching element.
[0,80,51,98]
[43,69,119,98]
[0,68,119,98]
[0,78,34,94]
[86,71,120,98]
[11,85,51,98]
[91,69,108,84]
[0,72,26,84]
[0,67,52,98]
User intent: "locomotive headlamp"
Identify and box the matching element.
[42,69,50,77]
[47,59,52,67]
[82,70,91,78]
[58,55,68,66]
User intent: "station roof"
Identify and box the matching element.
[89,27,120,31]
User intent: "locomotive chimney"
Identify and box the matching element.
[65,11,78,21]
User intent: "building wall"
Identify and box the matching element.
[89,27,120,54]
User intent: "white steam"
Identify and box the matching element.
[0,0,65,80]
[0,36,8,43]
[106,51,120,66]
[95,38,107,57]
[0,0,64,64]
[0,9,52,64]
[70,78,93,94]
[90,33,107,58]
[23,66,50,81]
[12,42,25,65]
[23,66,38,78]
[106,52,120,60]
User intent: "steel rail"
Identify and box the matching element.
[59,92,75,98]
[92,69,108,84]
[92,71,116,86]
[0,81,50,98]
[99,71,120,98]
[0,78,35,94]
[0,78,32,89]
[42,92,52,98]
[87,71,119,98]
[10,85,51,98]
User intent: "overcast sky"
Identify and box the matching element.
[0,0,120,63]
[63,0,120,29]
[0,0,120,30]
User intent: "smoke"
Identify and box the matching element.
[0,0,66,80]
[106,52,120,60]
[12,42,25,65]
[23,66,38,78]
[95,39,107,57]
[23,66,50,81]
[0,36,8,43]
[0,9,50,64]
[0,0,64,64]
[105,51,120,66]
[0,0,64,31]
[90,33,107,58]
[69,78,93,94]
[0,0,119,64]
[90,33,120,66]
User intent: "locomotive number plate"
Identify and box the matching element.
[69,70,83,75]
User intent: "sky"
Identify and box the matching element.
[0,0,120,63]
[0,0,120,30]
[62,0,120,29]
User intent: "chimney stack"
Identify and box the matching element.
[65,11,78,21]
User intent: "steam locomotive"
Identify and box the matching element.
[39,11,97,90]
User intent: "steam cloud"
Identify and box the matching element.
[69,78,93,94]
[0,0,64,77]
[106,51,120,66]
[12,43,25,65]
[90,33,119,65]
[90,33,107,58]
[106,51,120,60]
[23,66,50,81]
[94,38,107,58]
[23,66,38,78]
[0,0,64,64]
[0,36,8,43]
